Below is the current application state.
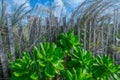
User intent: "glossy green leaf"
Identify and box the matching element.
[13,70,29,77]
[53,62,64,70]
[37,60,45,67]
[39,43,46,56]
[33,46,43,59]
[30,72,39,80]
[66,70,73,80]
[44,64,55,78]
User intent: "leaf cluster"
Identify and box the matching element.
[10,30,120,80]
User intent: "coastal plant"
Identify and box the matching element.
[57,30,81,54]
[91,55,120,80]
[9,30,120,80]
[32,42,64,79]
[9,52,39,80]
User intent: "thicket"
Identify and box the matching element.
[10,30,120,80]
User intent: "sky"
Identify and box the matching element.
[3,0,120,19]
[8,0,71,8]
[30,0,54,7]
[1,0,119,25]
[5,0,84,18]
[2,0,120,12]
[7,0,83,12]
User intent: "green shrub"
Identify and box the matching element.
[57,30,82,53]
[9,30,120,80]
[32,42,64,79]
[91,55,120,80]
[9,52,39,80]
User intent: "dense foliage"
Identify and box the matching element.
[9,30,120,80]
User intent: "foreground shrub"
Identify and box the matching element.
[9,30,120,80]
[10,53,39,80]
[32,42,64,79]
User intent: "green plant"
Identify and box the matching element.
[61,47,94,80]
[91,55,120,80]
[10,42,64,80]
[57,30,81,53]
[32,42,64,79]
[61,68,93,80]
[67,48,94,69]
[58,30,120,80]
[9,52,38,80]
[9,30,120,80]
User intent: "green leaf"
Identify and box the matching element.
[72,68,77,80]
[22,52,31,64]
[66,70,73,80]
[44,64,55,78]
[60,40,66,47]
[112,74,120,80]
[13,70,29,77]
[30,72,39,80]
[44,42,50,51]
[9,62,16,69]
[33,46,43,59]
[37,60,46,67]
[96,55,103,64]
[54,47,64,59]
[47,43,56,58]
[39,43,46,56]
[53,62,64,70]
[14,63,23,69]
